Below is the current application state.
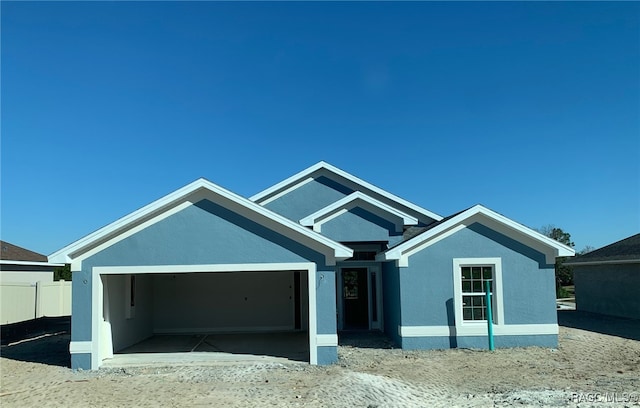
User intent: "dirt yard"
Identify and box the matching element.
[1,311,639,407]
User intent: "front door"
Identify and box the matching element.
[342,268,369,329]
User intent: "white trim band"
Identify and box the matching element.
[399,324,559,337]
[316,334,339,347]
[69,341,93,354]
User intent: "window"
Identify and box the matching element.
[453,258,503,326]
[461,266,493,321]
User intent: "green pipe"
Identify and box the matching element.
[485,280,495,351]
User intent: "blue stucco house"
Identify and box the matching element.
[49,162,575,370]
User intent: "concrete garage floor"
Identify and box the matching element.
[101,332,309,368]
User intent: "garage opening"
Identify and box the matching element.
[98,268,311,366]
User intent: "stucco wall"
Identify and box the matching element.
[320,207,403,245]
[401,222,557,328]
[263,176,353,221]
[315,270,337,335]
[574,263,640,320]
[0,264,55,283]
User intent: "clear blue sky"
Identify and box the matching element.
[2,1,638,256]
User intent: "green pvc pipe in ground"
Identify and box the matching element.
[486,280,495,351]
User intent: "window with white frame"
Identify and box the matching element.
[461,265,493,321]
[453,258,503,326]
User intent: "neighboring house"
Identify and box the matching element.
[0,241,61,284]
[49,162,574,370]
[566,234,640,320]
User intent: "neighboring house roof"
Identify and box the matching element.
[250,161,443,223]
[299,191,419,233]
[378,204,575,266]
[48,178,353,265]
[1,241,47,262]
[565,233,640,266]
[0,241,64,268]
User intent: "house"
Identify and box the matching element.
[1,241,61,284]
[566,234,640,319]
[49,162,574,370]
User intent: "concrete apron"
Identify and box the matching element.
[101,332,309,368]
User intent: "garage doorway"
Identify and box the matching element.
[92,263,317,369]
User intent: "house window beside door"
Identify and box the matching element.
[461,266,493,321]
[453,258,504,326]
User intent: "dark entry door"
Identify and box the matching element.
[342,268,368,329]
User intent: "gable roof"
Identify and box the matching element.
[378,204,575,266]
[49,178,353,265]
[565,233,640,265]
[250,161,442,224]
[299,191,419,232]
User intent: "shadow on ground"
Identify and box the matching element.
[558,310,640,341]
[0,316,71,368]
[338,331,395,349]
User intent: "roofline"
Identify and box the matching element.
[299,191,419,227]
[250,161,443,222]
[564,259,640,266]
[49,178,352,264]
[379,204,575,264]
[0,260,65,267]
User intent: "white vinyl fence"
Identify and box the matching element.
[1,280,72,325]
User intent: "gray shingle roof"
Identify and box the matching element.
[388,208,470,250]
[0,241,47,262]
[569,233,640,264]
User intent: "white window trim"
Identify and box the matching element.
[453,258,504,328]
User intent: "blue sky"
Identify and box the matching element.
[2,1,638,256]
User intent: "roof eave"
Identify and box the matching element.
[378,205,576,264]
[49,177,353,265]
[251,161,443,222]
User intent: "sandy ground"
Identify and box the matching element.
[1,311,639,407]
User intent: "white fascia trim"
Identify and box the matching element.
[299,191,419,232]
[316,334,338,347]
[565,259,640,266]
[250,161,443,222]
[381,205,575,265]
[69,341,93,354]
[49,178,352,265]
[399,324,559,337]
[0,260,65,267]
